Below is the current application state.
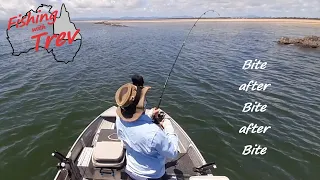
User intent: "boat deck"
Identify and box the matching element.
[165,152,198,178]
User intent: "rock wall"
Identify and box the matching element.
[278,36,320,48]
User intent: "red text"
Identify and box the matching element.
[31,29,80,51]
[8,10,58,30]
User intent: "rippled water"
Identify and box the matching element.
[0,21,319,180]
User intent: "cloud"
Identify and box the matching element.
[0,0,36,15]
[0,0,319,19]
[64,0,115,9]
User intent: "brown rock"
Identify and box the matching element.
[278,37,291,44]
[278,36,320,48]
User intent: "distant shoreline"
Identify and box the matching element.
[75,18,320,25]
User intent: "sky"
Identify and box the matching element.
[0,0,319,19]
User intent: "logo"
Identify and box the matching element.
[6,3,82,63]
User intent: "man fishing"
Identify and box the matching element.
[115,75,179,180]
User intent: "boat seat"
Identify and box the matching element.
[92,141,125,168]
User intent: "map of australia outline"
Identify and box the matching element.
[6,3,82,64]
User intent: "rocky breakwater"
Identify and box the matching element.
[94,21,128,27]
[278,36,320,48]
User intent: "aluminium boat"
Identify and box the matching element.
[52,106,229,180]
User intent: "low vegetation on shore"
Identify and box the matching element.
[278,36,320,48]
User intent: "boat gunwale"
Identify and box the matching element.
[66,115,102,159]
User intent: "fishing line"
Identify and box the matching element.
[80,10,220,108]
[157,10,220,108]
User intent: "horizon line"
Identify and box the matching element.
[72,17,320,20]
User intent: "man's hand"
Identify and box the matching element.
[150,107,160,117]
[146,107,160,118]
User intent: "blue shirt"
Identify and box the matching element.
[116,113,179,179]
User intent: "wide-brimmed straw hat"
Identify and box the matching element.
[115,83,151,122]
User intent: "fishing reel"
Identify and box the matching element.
[153,111,165,124]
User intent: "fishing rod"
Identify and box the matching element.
[80,10,220,110]
[156,10,220,109]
